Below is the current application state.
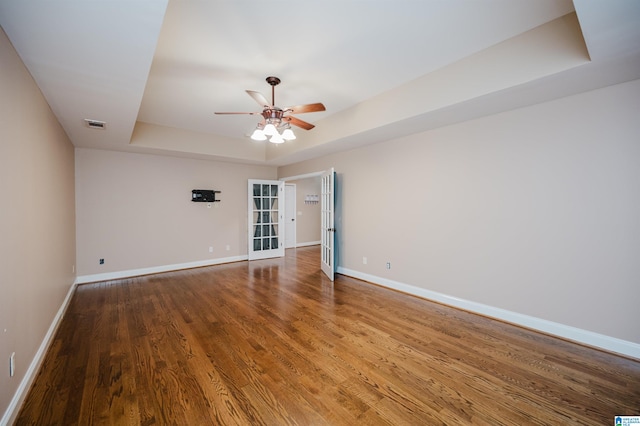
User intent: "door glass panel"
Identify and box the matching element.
[249,180,284,261]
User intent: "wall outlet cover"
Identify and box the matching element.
[9,352,15,377]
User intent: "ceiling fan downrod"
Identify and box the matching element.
[265,76,281,106]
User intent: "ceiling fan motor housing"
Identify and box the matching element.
[262,107,288,129]
[263,108,284,119]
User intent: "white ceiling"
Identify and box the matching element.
[1,0,639,166]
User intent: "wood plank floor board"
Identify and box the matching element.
[15,246,640,425]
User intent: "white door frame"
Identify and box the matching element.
[284,184,296,249]
[279,170,336,280]
[279,171,325,182]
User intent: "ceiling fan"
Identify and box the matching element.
[215,76,326,143]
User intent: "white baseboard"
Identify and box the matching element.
[337,267,640,360]
[76,255,248,284]
[1,280,77,426]
[296,241,321,248]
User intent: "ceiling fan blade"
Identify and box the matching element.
[246,90,271,108]
[214,111,261,115]
[284,103,326,114]
[285,115,315,130]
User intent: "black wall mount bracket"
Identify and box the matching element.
[192,189,221,202]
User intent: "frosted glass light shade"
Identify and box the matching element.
[281,128,296,140]
[250,128,267,141]
[263,123,277,136]
[269,132,285,144]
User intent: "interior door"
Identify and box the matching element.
[321,168,335,280]
[284,184,296,248]
[248,180,285,260]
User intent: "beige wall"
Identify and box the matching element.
[287,177,321,245]
[279,79,640,345]
[0,28,76,420]
[75,149,276,276]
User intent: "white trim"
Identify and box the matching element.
[1,280,77,426]
[296,241,321,248]
[279,171,324,182]
[337,266,640,360]
[76,255,248,284]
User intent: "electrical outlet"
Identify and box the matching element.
[363,257,367,265]
[9,352,15,377]
[386,262,391,269]
[209,246,213,253]
[99,258,104,265]
[226,245,230,251]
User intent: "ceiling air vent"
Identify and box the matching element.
[84,119,106,129]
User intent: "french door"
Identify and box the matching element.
[248,180,284,260]
[321,168,335,280]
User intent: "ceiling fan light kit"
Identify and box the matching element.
[216,76,325,144]
[262,123,278,136]
[250,127,267,141]
[281,127,296,140]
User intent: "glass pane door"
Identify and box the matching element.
[248,180,284,260]
[321,168,335,281]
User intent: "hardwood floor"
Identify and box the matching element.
[16,246,640,425]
